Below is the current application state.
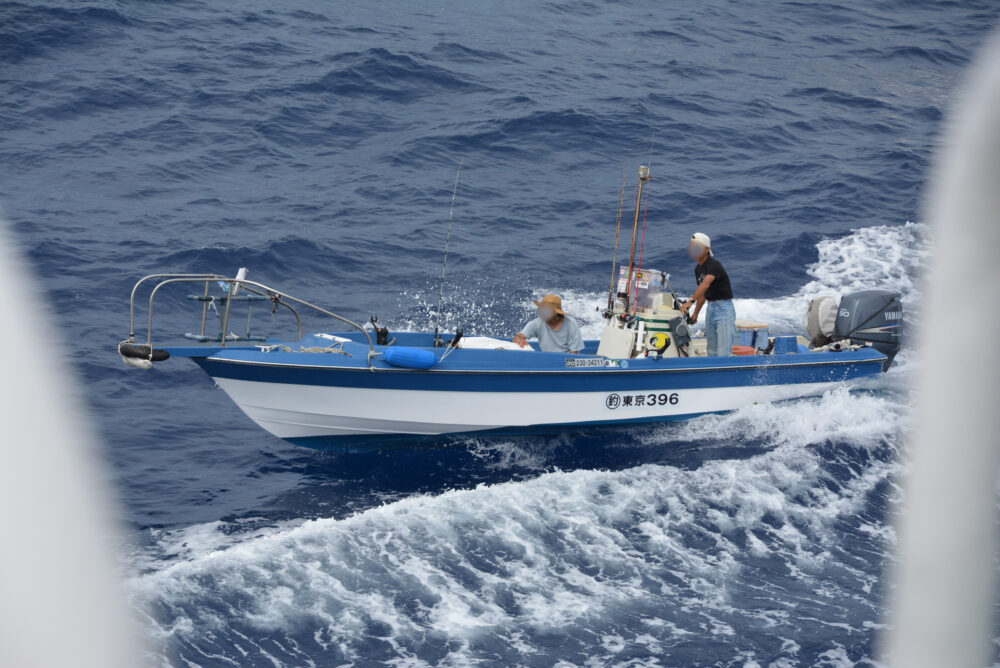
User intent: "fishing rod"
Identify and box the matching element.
[434,159,464,346]
[606,163,628,312]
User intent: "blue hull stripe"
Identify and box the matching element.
[193,355,884,392]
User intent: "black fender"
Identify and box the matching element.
[118,342,170,362]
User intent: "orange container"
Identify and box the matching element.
[732,345,756,356]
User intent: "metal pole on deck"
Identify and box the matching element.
[624,165,651,312]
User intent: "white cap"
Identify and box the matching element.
[691,232,711,247]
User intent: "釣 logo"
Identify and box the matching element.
[605,393,622,409]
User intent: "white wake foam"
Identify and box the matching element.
[132,400,903,664]
[735,221,929,333]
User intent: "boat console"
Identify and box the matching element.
[598,266,690,359]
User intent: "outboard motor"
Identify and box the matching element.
[834,290,902,370]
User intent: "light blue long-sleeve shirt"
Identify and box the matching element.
[519,316,584,353]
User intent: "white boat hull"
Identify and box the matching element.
[213,376,842,441]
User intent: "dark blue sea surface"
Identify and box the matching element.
[2,1,996,665]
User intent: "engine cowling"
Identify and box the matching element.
[834,290,902,369]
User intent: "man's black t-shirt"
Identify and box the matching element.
[695,256,734,301]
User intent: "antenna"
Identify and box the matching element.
[435,159,464,344]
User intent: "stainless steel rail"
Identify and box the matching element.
[125,273,374,358]
[128,273,226,339]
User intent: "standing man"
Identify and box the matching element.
[513,293,584,353]
[681,232,736,356]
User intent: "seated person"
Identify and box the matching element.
[513,293,584,353]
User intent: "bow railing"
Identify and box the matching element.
[123,272,374,358]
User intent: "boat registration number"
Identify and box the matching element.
[566,358,626,368]
[605,392,679,409]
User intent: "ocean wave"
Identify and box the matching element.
[286,48,487,103]
[132,398,900,665]
[0,5,132,64]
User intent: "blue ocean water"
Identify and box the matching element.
[2,1,997,665]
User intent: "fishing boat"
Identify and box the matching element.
[118,166,902,450]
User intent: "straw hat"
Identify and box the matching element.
[533,293,566,316]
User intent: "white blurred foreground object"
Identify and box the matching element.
[884,30,1000,667]
[0,228,140,666]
